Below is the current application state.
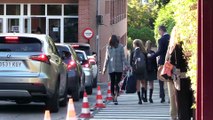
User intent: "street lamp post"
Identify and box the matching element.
[96,0,100,82]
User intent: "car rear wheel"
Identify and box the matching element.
[80,91,84,98]
[92,76,98,88]
[72,81,80,101]
[46,83,60,113]
[60,77,68,107]
[86,86,93,95]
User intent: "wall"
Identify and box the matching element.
[99,0,128,82]
[78,0,97,51]
[197,0,213,119]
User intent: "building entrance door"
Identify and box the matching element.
[7,18,19,33]
[48,19,61,43]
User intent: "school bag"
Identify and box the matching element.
[133,50,146,74]
[147,51,157,72]
[125,74,137,93]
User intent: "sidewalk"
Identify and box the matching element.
[91,81,171,120]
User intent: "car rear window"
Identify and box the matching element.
[0,37,42,52]
[56,45,73,63]
[72,45,91,56]
[76,52,87,61]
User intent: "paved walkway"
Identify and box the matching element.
[91,81,171,120]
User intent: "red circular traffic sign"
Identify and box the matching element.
[82,28,94,40]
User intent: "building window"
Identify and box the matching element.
[31,5,45,15]
[105,1,110,14]
[8,18,19,33]
[47,5,62,15]
[6,5,20,15]
[110,0,127,24]
[64,18,78,43]
[0,18,2,33]
[0,5,4,15]
[64,5,78,16]
[31,17,46,34]
[24,5,27,15]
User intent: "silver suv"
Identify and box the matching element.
[0,34,68,112]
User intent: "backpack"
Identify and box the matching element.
[133,50,146,74]
[147,51,157,72]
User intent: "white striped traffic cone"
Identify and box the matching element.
[79,91,93,118]
[106,82,113,101]
[66,99,77,120]
[95,86,106,108]
[44,110,51,120]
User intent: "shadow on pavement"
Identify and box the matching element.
[0,102,45,113]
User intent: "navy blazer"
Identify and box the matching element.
[152,34,170,65]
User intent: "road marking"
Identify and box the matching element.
[91,82,171,120]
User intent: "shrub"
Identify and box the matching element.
[154,0,198,104]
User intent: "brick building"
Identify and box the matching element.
[0,0,128,81]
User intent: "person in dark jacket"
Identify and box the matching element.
[149,25,170,103]
[145,40,157,103]
[130,39,147,104]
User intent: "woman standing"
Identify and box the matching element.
[145,40,157,103]
[102,35,129,105]
[166,27,193,120]
[130,39,147,104]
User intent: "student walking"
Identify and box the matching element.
[102,35,129,105]
[145,40,157,103]
[130,39,147,104]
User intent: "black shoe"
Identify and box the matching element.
[114,100,118,105]
[143,97,148,102]
[114,95,118,105]
[138,100,142,104]
[149,98,153,103]
[161,98,165,103]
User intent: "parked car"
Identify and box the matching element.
[0,34,68,112]
[71,43,98,88]
[55,44,85,101]
[75,50,93,95]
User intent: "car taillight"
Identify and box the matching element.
[83,63,90,68]
[89,58,96,65]
[5,36,19,43]
[71,44,79,48]
[30,54,50,63]
[67,60,77,70]
[82,60,91,68]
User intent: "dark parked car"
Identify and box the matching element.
[75,50,93,95]
[56,44,85,101]
[71,43,98,88]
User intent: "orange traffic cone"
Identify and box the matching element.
[95,86,106,108]
[66,99,77,120]
[44,110,51,120]
[106,82,113,101]
[79,91,93,118]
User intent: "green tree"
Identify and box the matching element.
[127,0,157,46]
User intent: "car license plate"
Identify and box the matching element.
[0,61,25,70]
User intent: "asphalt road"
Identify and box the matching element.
[0,83,108,120]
